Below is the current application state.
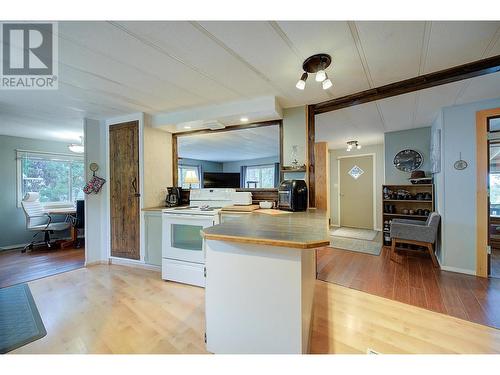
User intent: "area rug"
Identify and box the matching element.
[330,231,382,256]
[330,226,378,241]
[0,283,46,353]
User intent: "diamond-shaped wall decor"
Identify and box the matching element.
[348,165,364,180]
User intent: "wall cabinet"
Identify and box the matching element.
[144,211,162,266]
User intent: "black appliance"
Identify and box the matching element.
[278,180,308,212]
[203,172,240,188]
[166,187,182,207]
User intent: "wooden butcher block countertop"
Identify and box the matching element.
[201,209,330,249]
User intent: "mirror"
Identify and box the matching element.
[176,123,281,190]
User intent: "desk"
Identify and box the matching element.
[46,207,77,247]
[47,207,76,215]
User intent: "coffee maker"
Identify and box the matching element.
[165,187,182,207]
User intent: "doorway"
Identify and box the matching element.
[488,117,500,278]
[109,121,140,260]
[338,155,374,229]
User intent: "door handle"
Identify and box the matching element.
[132,177,140,197]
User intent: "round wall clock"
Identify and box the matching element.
[393,149,423,172]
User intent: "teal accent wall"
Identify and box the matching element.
[384,127,431,184]
[178,158,223,173]
[0,135,73,249]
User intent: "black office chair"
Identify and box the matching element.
[73,200,85,248]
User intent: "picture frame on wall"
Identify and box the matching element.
[430,128,441,174]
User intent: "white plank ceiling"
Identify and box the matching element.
[0,21,499,142]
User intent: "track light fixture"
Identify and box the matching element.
[346,141,361,152]
[296,53,332,90]
[296,72,308,90]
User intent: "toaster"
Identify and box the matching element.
[231,191,253,205]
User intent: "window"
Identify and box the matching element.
[244,164,275,188]
[490,173,500,216]
[17,150,85,205]
[178,165,201,189]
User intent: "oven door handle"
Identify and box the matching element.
[163,213,214,221]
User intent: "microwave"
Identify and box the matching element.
[278,180,308,212]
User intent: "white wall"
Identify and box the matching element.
[282,106,307,181]
[143,115,172,208]
[329,144,385,230]
[84,118,108,264]
[434,97,500,275]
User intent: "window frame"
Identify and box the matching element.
[177,164,202,189]
[244,163,276,189]
[16,150,85,207]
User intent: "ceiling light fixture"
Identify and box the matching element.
[184,125,192,129]
[68,136,84,154]
[346,140,360,152]
[296,53,332,91]
[240,117,249,122]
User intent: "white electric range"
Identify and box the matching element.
[161,188,235,287]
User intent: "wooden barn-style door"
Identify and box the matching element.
[109,121,140,260]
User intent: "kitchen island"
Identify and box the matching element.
[201,209,329,354]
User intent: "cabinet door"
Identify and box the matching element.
[145,212,162,266]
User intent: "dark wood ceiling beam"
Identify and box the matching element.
[312,54,500,115]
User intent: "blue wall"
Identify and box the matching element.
[178,158,223,173]
[384,127,431,184]
[0,135,73,249]
[434,97,500,274]
[222,156,279,173]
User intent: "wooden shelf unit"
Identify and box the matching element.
[382,184,435,246]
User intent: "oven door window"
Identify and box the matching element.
[171,223,203,251]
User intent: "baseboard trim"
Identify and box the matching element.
[440,265,476,276]
[85,260,110,267]
[0,243,27,251]
[0,235,83,251]
[109,257,161,272]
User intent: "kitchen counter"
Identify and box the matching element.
[142,206,166,212]
[202,209,330,249]
[203,208,328,354]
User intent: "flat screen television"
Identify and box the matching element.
[203,172,240,188]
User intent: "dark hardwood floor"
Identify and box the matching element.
[0,244,85,288]
[317,246,500,329]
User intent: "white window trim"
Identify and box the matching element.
[178,164,201,189]
[244,163,275,189]
[16,149,84,207]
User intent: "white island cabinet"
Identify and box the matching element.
[202,209,329,354]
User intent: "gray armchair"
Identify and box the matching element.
[390,212,441,267]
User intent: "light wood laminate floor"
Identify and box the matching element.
[10,264,500,354]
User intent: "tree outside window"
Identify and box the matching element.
[19,153,85,204]
[245,165,275,188]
